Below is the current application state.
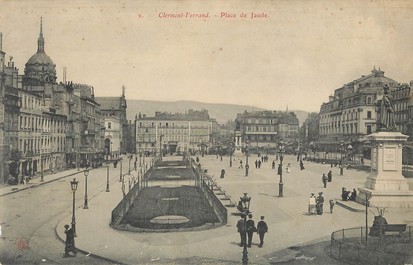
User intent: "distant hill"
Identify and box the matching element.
[126,100,310,125]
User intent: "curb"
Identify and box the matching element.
[0,170,82,197]
[336,200,365,212]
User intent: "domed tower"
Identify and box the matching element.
[24,17,57,86]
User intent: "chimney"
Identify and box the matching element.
[63,67,67,84]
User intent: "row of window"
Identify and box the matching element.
[19,114,66,133]
[392,88,410,100]
[320,123,361,135]
[19,136,66,154]
[20,94,42,110]
[138,121,210,129]
[244,118,280,125]
[394,102,408,112]
[136,135,209,143]
[320,110,374,125]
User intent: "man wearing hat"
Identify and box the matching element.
[246,214,256,247]
[257,216,268,247]
[236,215,247,247]
[64,224,76,257]
[316,192,325,215]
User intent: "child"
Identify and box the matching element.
[329,199,335,214]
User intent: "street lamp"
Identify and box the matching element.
[278,140,285,197]
[106,165,110,192]
[70,178,79,237]
[40,155,44,182]
[347,144,353,167]
[83,168,89,209]
[340,140,344,176]
[119,158,123,182]
[159,135,164,161]
[245,140,249,176]
[230,141,233,168]
[240,193,251,264]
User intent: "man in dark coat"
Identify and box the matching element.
[327,171,332,182]
[64,224,76,257]
[322,174,328,188]
[246,214,256,247]
[257,216,268,247]
[300,160,305,170]
[316,192,325,215]
[236,215,247,247]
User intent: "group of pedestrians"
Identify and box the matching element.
[308,192,334,215]
[237,214,268,248]
[321,170,333,188]
[341,187,357,201]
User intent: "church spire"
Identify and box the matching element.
[37,17,45,53]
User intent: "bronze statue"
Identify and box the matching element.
[378,85,396,131]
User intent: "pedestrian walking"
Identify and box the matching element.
[236,215,247,247]
[220,169,225,179]
[255,160,258,169]
[239,160,243,169]
[322,174,328,188]
[246,214,256,247]
[300,160,305,170]
[64,224,76,257]
[327,170,332,182]
[258,160,262,169]
[257,216,268,247]
[286,163,291,173]
[329,199,335,214]
[316,192,324,215]
[272,160,275,169]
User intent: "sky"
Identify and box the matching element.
[1,0,412,112]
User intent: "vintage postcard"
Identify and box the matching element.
[1,1,413,264]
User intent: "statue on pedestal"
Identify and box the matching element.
[378,85,396,131]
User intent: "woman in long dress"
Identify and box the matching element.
[308,193,316,215]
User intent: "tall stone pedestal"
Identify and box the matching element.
[356,132,413,208]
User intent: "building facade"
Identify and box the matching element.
[318,68,399,156]
[135,109,213,156]
[234,110,299,153]
[95,85,128,156]
[0,18,106,184]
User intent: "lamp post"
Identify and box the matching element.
[70,178,79,237]
[83,168,89,209]
[230,141,233,167]
[245,140,249,176]
[106,165,110,192]
[119,158,123,182]
[159,134,164,161]
[347,144,353,168]
[278,140,285,197]
[40,155,44,182]
[340,140,344,176]
[240,193,251,264]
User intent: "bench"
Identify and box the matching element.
[382,224,407,236]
